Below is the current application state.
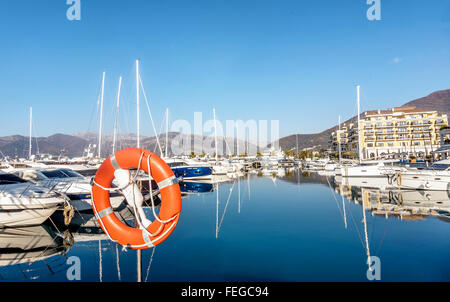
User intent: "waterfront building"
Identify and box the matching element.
[330,106,448,160]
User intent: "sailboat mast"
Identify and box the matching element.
[113,76,122,154]
[136,60,140,149]
[338,115,342,164]
[98,71,105,158]
[213,108,218,161]
[357,85,362,163]
[29,107,32,159]
[216,183,219,239]
[165,108,169,158]
[236,123,240,157]
[362,190,371,267]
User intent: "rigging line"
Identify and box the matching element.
[326,176,345,220]
[144,246,156,282]
[87,90,101,134]
[346,199,366,250]
[375,217,390,256]
[153,113,166,154]
[115,244,121,281]
[139,75,163,156]
[99,239,102,282]
[370,208,376,247]
[218,181,236,231]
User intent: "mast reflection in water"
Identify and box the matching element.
[0,170,449,282]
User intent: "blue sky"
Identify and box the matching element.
[1,0,450,138]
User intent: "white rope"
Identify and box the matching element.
[146,154,178,224]
[91,151,179,249]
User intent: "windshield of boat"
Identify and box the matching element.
[41,169,83,178]
[0,173,28,185]
[168,162,188,168]
[430,163,450,170]
[14,170,48,182]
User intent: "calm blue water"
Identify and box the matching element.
[1,171,449,282]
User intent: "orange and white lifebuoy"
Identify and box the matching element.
[91,148,181,249]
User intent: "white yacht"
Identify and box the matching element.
[12,168,124,211]
[393,159,450,191]
[0,172,65,227]
[340,160,404,178]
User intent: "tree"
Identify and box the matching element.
[284,150,293,157]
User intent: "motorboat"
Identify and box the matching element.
[0,172,65,227]
[165,159,213,180]
[392,159,450,191]
[12,168,124,212]
[339,160,404,177]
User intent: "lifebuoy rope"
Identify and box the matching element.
[91,151,179,248]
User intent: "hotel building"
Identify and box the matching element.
[330,106,448,160]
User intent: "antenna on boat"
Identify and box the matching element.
[98,71,106,158]
[113,76,122,154]
[29,107,32,160]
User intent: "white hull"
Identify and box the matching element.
[61,194,125,212]
[0,205,60,227]
[340,164,403,178]
[0,225,63,266]
[396,170,450,191]
[338,176,395,190]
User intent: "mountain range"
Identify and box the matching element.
[0,132,260,159]
[1,89,449,158]
[275,89,450,152]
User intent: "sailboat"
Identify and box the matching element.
[340,86,403,178]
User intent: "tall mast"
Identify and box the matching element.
[338,115,342,164]
[98,71,105,158]
[357,85,362,163]
[135,60,142,283]
[113,76,122,154]
[216,183,219,239]
[165,108,169,158]
[213,108,218,161]
[236,123,240,157]
[136,59,140,149]
[29,107,32,159]
[362,189,371,269]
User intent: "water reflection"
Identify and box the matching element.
[333,183,450,223]
[0,168,449,281]
[0,224,69,280]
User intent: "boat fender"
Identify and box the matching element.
[114,168,152,229]
[395,172,402,187]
